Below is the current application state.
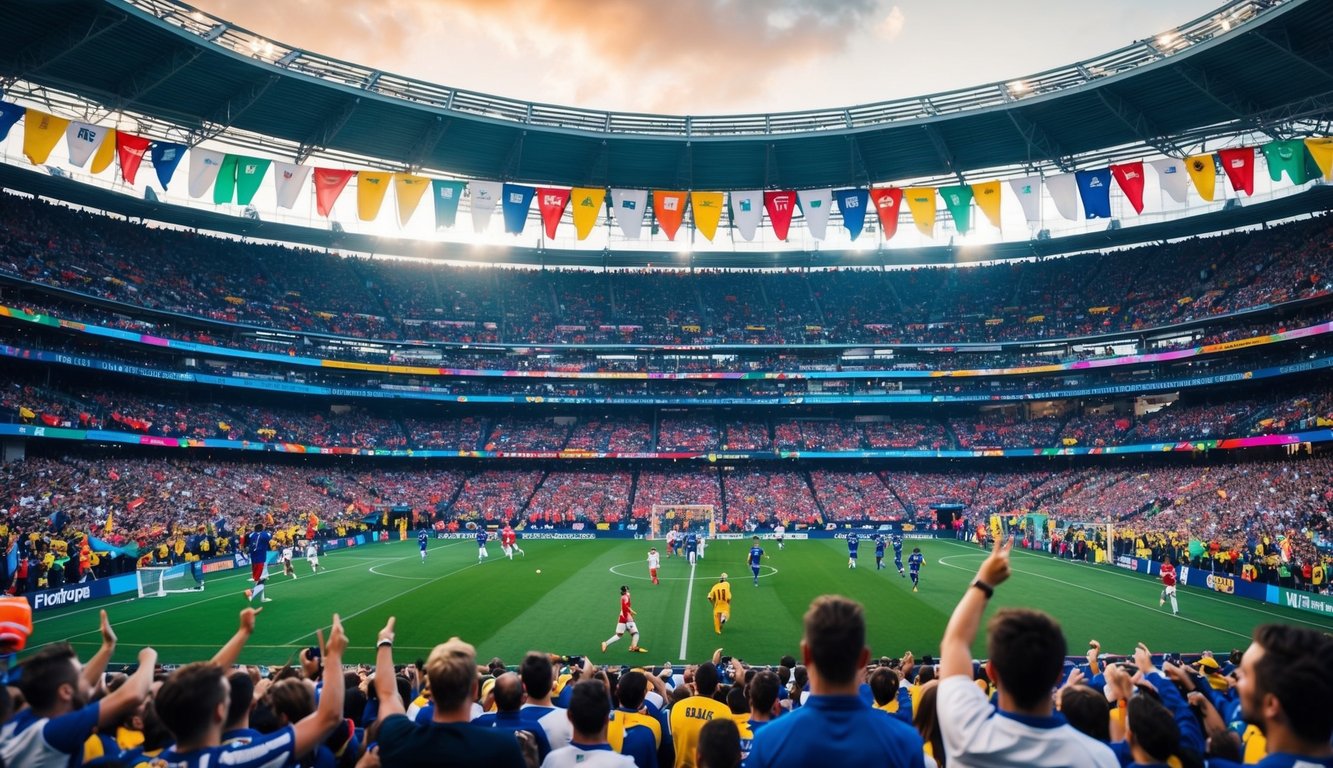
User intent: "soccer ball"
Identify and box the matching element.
[536,569,542,574]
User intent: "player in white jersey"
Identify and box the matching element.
[697,532,707,560]
[305,541,320,573]
[647,547,661,585]
[281,545,297,579]
[666,528,678,558]
[774,523,785,550]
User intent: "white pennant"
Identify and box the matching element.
[187,149,226,199]
[1007,175,1043,224]
[273,162,311,210]
[610,189,649,239]
[1150,158,1189,204]
[797,188,833,241]
[1045,173,1081,221]
[63,122,109,168]
[730,190,763,241]
[468,181,503,233]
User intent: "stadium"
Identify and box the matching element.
[2,0,1333,766]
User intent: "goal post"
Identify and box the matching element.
[649,505,716,539]
[136,563,204,598]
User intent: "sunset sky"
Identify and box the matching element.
[192,0,1223,115]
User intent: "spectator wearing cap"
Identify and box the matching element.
[746,595,925,768]
[542,679,636,767]
[937,537,1118,767]
[1193,655,1229,693]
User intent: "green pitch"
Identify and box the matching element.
[29,538,1333,667]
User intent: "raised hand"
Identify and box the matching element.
[325,614,348,658]
[99,609,117,648]
[978,535,1014,587]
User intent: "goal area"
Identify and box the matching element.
[649,504,716,539]
[136,563,203,598]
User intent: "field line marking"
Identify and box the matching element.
[679,558,697,661]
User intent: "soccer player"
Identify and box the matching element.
[697,531,707,561]
[501,522,524,559]
[666,526,678,558]
[1159,557,1179,615]
[847,532,859,569]
[907,547,925,592]
[647,547,661,585]
[708,573,732,634]
[602,585,647,653]
[774,522,785,550]
[476,527,489,562]
[243,522,273,603]
[305,540,320,573]
[892,534,905,577]
[874,534,886,570]
[281,543,297,580]
[685,530,699,566]
[748,536,764,586]
[418,528,429,564]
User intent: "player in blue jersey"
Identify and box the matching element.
[243,522,273,603]
[874,535,886,570]
[685,530,699,566]
[892,535,905,577]
[907,547,925,592]
[846,532,859,569]
[476,528,489,562]
[418,529,429,563]
[748,536,765,586]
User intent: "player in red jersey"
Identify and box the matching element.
[601,585,647,653]
[1159,558,1179,615]
[500,522,524,560]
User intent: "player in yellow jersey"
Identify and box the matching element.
[707,573,732,634]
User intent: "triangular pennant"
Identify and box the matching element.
[763,190,798,241]
[116,133,153,185]
[312,168,355,217]
[468,181,503,233]
[570,187,606,240]
[1008,175,1043,224]
[652,190,689,241]
[1185,153,1217,202]
[867,187,903,240]
[89,128,117,175]
[939,184,974,234]
[1110,162,1146,214]
[730,190,763,241]
[834,188,870,240]
[970,181,1002,229]
[1261,140,1307,185]
[1304,138,1333,181]
[212,154,238,204]
[902,187,937,236]
[0,102,25,142]
[1218,147,1255,196]
[273,162,311,210]
[1074,168,1112,219]
[356,171,392,221]
[501,182,537,234]
[393,173,431,226]
[1045,173,1080,221]
[431,180,467,229]
[537,187,572,239]
[796,188,833,241]
[63,122,109,168]
[611,188,649,239]
[149,142,187,190]
[690,191,724,241]
[23,110,69,165]
[188,149,226,199]
[234,157,271,206]
[1149,158,1189,203]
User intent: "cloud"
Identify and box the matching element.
[876,5,906,41]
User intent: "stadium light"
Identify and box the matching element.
[1008,81,1029,95]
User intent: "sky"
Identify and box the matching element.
[192,0,1224,115]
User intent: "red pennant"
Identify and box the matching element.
[652,191,689,241]
[312,168,355,217]
[763,190,798,240]
[115,133,151,185]
[869,187,904,241]
[536,187,571,239]
[1110,162,1146,214]
[1218,147,1255,196]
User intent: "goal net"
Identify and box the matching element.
[136,563,203,598]
[649,505,716,539]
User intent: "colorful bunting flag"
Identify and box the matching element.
[537,187,571,239]
[903,187,937,236]
[764,190,798,241]
[188,149,226,199]
[690,191,724,241]
[1110,162,1146,214]
[63,122,109,168]
[1008,175,1042,224]
[273,162,311,210]
[796,188,833,241]
[570,187,607,240]
[356,171,392,221]
[611,189,649,239]
[1045,173,1080,221]
[1074,168,1112,219]
[431,180,467,229]
[150,142,187,190]
[1261,140,1307,185]
[1218,147,1255,196]
[971,180,1002,229]
[1185,153,1217,202]
[867,187,902,240]
[939,184,974,234]
[234,157,271,206]
[312,168,355,217]
[1149,158,1188,203]
[212,154,238,204]
[0,102,24,142]
[1305,138,1333,181]
[89,128,117,175]
[23,110,69,165]
[501,182,536,234]
[652,190,688,241]
[730,190,763,241]
[393,173,431,226]
[468,181,503,233]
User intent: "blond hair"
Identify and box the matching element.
[426,637,477,710]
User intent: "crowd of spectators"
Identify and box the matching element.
[808,470,902,521]
[720,470,821,529]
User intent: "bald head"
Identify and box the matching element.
[493,672,524,713]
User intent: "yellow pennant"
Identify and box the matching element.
[356,171,393,221]
[1185,153,1217,202]
[90,128,117,174]
[1305,137,1333,181]
[23,110,70,165]
[971,180,1002,229]
[903,187,938,237]
[690,191,725,241]
[570,187,607,240]
[393,173,431,226]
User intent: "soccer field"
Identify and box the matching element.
[30,537,1333,667]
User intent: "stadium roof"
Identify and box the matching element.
[2,0,1333,190]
